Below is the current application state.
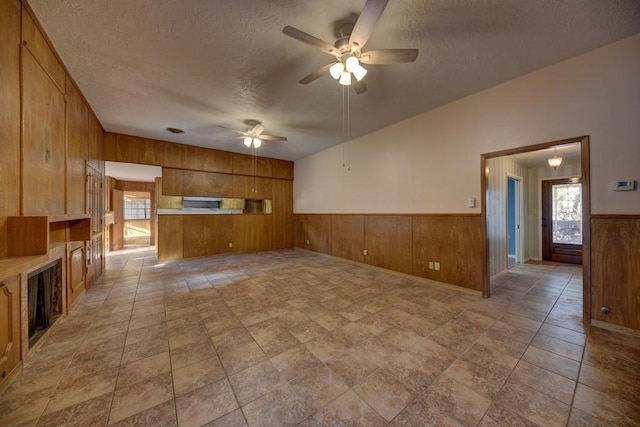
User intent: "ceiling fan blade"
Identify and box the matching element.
[260,134,288,142]
[349,0,388,49]
[299,63,333,84]
[353,79,367,95]
[283,26,337,55]
[252,124,265,135]
[360,49,419,64]
[218,125,247,136]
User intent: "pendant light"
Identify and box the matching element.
[547,147,563,169]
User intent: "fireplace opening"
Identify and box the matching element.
[27,259,63,347]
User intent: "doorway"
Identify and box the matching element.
[541,178,583,264]
[481,135,591,324]
[507,175,522,268]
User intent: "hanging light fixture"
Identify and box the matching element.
[547,147,563,169]
[339,70,352,86]
[243,136,252,147]
[252,138,262,148]
[332,55,368,86]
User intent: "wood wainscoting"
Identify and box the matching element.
[294,214,484,293]
[591,215,640,331]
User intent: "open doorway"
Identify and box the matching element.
[481,136,591,324]
[507,175,522,268]
[105,162,161,254]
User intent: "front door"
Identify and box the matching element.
[542,178,582,264]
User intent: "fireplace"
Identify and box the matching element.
[27,259,63,347]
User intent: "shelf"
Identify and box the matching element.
[6,214,91,257]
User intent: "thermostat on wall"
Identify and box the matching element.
[613,180,636,191]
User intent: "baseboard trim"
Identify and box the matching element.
[294,248,482,297]
[590,319,640,338]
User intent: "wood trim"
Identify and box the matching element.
[581,138,591,325]
[482,136,589,159]
[480,135,591,324]
[591,214,640,219]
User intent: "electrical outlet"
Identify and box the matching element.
[434,262,440,271]
[228,242,233,248]
[306,239,310,245]
[363,249,368,256]
[428,262,434,270]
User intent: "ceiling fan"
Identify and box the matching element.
[219,120,287,148]
[283,0,419,94]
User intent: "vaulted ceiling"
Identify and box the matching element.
[28,0,640,161]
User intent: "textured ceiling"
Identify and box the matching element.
[28,0,640,161]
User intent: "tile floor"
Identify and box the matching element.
[1,248,639,426]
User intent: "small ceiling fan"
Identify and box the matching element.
[283,0,419,94]
[219,120,287,148]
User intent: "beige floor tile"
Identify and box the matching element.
[109,399,176,426]
[478,404,537,427]
[203,408,247,427]
[312,390,386,426]
[522,345,580,380]
[290,365,349,412]
[219,341,269,375]
[116,351,171,389]
[44,366,119,414]
[573,383,640,425]
[304,334,350,362]
[444,358,510,399]
[241,381,311,427]
[175,379,238,427]
[172,356,227,396]
[391,395,464,427]
[353,369,416,422]
[496,380,570,427]
[37,392,111,427]
[531,333,584,361]
[427,374,492,427]
[510,360,576,404]
[229,360,282,405]
[108,373,174,424]
[386,350,443,393]
[170,340,217,370]
[270,345,323,381]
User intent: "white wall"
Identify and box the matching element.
[294,34,640,215]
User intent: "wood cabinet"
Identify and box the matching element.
[183,215,233,258]
[272,180,293,249]
[232,175,272,199]
[66,244,85,309]
[0,0,21,241]
[65,78,88,215]
[0,274,21,389]
[233,215,273,253]
[161,168,233,197]
[21,49,66,215]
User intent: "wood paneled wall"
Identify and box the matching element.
[158,213,287,261]
[0,0,22,258]
[591,216,640,330]
[294,214,484,292]
[0,2,106,272]
[105,132,294,180]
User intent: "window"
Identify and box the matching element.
[552,183,582,245]
[124,198,151,220]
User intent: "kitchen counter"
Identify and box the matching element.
[157,208,244,215]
